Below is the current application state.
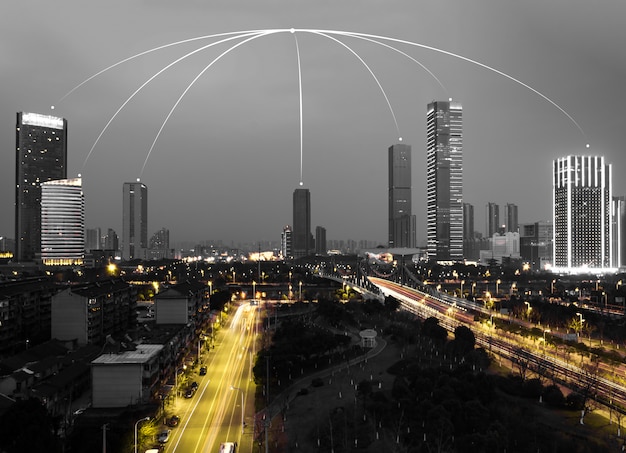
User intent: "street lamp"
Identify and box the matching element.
[208,281,213,295]
[472,282,476,296]
[299,281,302,301]
[231,386,245,433]
[496,279,501,295]
[542,329,551,355]
[551,279,556,295]
[524,301,531,319]
[460,280,464,298]
[134,416,150,453]
[252,281,256,302]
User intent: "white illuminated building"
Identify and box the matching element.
[552,155,615,274]
[40,178,84,266]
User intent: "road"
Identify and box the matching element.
[369,277,626,413]
[163,302,260,453]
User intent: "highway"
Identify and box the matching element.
[368,276,626,414]
[163,302,260,453]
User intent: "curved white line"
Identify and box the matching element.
[79,31,267,173]
[138,32,277,178]
[311,31,402,139]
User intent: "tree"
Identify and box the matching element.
[452,325,475,357]
[0,399,59,453]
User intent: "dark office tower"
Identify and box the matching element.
[15,112,68,262]
[463,203,474,239]
[504,203,519,233]
[426,101,463,261]
[388,144,416,248]
[315,226,327,256]
[485,202,500,237]
[292,188,312,258]
[122,182,148,261]
[553,155,612,271]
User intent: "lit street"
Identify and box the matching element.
[164,303,260,453]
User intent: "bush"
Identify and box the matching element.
[543,385,565,408]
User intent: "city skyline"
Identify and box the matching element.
[2,2,626,247]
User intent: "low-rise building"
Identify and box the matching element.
[91,343,163,408]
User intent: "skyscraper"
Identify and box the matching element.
[388,143,416,248]
[292,188,312,258]
[281,225,292,259]
[15,112,68,262]
[426,101,463,261]
[315,226,327,256]
[612,197,626,269]
[553,155,613,271]
[485,202,500,237]
[504,203,519,233]
[122,182,148,261]
[40,178,84,266]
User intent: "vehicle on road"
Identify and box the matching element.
[167,415,180,427]
[199,366,207,376]
[219,442,236,453]
[190,381,199,390]
[185,387,195,398]
[157,429,171,443]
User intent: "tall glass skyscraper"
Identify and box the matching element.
[40,178,84,266]
[122,182,148,260]
[292,188,312,258]
[388,143,416,248]
[15,112,68,262]
[553,155,613,272]
[426,101,463,261]
[485,202,500,237]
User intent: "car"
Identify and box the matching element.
[167,415,180,427]
[157,429,171,443]
[219,442,237,453]
[199,366,207,376]
[185,387,195,398]
[190,381,199,390]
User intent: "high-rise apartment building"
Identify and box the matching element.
[388,143,416,248]
[103,228,119,252]
[504,203,519,233]
[122,182,148,261]
[281,225,292,259]
[15,112,68,262]
[426,101,463,261]
[40,178,84,266]
[149,227,171,259]
[292,188,312,258]
[485,202,500,238]
[553,155,613,271]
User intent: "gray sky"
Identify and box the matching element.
[2,1,626,248]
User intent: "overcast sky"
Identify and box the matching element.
[2,1,626,249]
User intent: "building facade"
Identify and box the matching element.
[504,203,519,233]
[519,221,553,271]
[15,112,68,262]
[40,178,84,266]
[281,225,292,259]
[426,101,463,261]
[122,182,148,261]
[315,226,327,256]
[51,280,136,346]
[612,197,626,270]
[485,202,500,238]
[553,155,613,272]
[292,188,312,258]
[388,143,416,248]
